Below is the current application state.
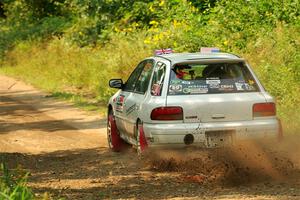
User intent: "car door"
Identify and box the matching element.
[114,61,145,135]
[122,59,155,137]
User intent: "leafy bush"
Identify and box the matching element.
[243,24,300,133]
[0,0,299,132]
[1,32,153,102]
[0,0,71,59]
[187,0,300,50]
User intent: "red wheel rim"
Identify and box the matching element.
[107,114,122,151]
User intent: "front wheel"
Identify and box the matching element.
[107,111,124,152]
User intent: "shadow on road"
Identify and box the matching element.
[0,94,106,134]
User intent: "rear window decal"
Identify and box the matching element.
[206,78,221,85]
[168,62,259,95]
[235,82,254,91]
[183,88,190,94]
[235,82,245,90]
[170,80,181,84]
[219,84,235,91]
[206,78,220,89]
[189,87,209,94]
[169,84,183,93]
[181,81,191,85]
[208,83,220,89]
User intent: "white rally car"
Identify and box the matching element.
[107,49,282,152]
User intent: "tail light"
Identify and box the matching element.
[253,103,276,117]
[151,106,183,120]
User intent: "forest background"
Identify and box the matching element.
[0,0,299,132]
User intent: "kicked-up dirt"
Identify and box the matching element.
[0,74,300,200]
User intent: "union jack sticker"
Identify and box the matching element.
[155,48,173,55]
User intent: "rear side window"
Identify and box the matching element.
[151,62,166,96]
[168,62,259,95]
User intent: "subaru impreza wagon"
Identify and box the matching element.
[107,49,282,153]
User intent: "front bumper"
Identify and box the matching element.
[143,118,281,148]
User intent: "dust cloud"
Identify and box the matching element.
[143,135,300,186]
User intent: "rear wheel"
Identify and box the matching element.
[107,110,124,152]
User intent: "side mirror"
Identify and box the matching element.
[109,79,123,89]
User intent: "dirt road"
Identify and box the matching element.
[0,75,300,200]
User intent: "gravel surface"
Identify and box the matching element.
[0,75,299,200]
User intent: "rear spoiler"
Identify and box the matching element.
[172,58,245,68]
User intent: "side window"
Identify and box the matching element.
[123,61,145,91]
[151,62,166,96]
[134,60,154,94]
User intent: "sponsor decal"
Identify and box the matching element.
[170,80,181,84]
[220,85,234,89]
[208,83,220,89]
[183,88,190,94]
[235,82,244,90]
[169,84,183,92]
[245,84,255,90]
[188,85,208,89]
[206,78,221,85]
[206,78,220,89]
[116,94,125,112]
[189,88,208,94]
[235,82,254,91]
[126,103,136,115]
[219,84,235,91]
[181,81,191,85]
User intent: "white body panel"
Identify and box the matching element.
[167,92,267,123]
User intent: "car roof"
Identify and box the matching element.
[153,52,243,64]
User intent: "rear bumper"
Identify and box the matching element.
[143,118,281,148]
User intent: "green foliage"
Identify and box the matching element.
[0,163,34,200]
[0,0,71,59]
[0,0,299,132]
[0,16,69,59]
[243,25,300,133]
[0,2,5,18]
[3,0,68,22]
[190,0,300,50]
[1,32,152,102]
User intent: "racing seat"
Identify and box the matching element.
[203,65,228,79]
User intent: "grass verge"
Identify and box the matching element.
[0,161,34,200]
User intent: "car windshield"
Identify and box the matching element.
[168,62,259,95]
